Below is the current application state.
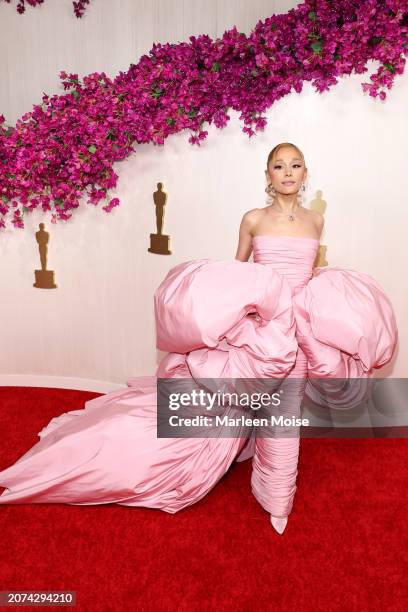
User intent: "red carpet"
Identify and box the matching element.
[1,386,408,611]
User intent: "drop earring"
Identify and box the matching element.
[265,183,276,201]
[297,182,306,206]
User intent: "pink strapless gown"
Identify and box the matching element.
[0,236,398,518]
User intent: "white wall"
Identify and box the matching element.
[0,0,406,390]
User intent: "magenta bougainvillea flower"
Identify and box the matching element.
[0,0,407,230]
[0,0,90,18]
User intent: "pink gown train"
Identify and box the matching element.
[0,236,398,517]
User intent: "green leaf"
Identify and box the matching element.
[211,61,220,72]
[151,87,164,98]
[368,36,383,46]
[308,11,317,21]
[88,144,97,154]
[311,41,322,54]
[384,63,395,73]
[166,118,175,126]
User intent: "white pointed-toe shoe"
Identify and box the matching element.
[270,515,288,534]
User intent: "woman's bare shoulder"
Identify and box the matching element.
[240,207,264,223]
[302,208,324,239]
[239,208,263,234]
[308,208,325,229]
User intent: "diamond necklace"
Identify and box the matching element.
[271,201,299,222]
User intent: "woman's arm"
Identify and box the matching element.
[235,210,257,261]
[314,212,325,240]
[312,212,325,276]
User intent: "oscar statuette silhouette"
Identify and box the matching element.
[33,223,57,289]
[148,182,172,255]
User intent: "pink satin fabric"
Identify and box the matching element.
[0,236,398,518]
[248,236,316,517]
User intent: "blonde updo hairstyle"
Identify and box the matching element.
[265,142,307,206]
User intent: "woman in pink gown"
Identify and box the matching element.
[0,143,398,535]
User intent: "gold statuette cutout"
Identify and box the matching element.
[148,182,172,255]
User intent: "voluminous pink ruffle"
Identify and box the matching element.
[0,236,398,518]
[155,257,398,408]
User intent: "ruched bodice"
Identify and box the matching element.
[252,235,319,291]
